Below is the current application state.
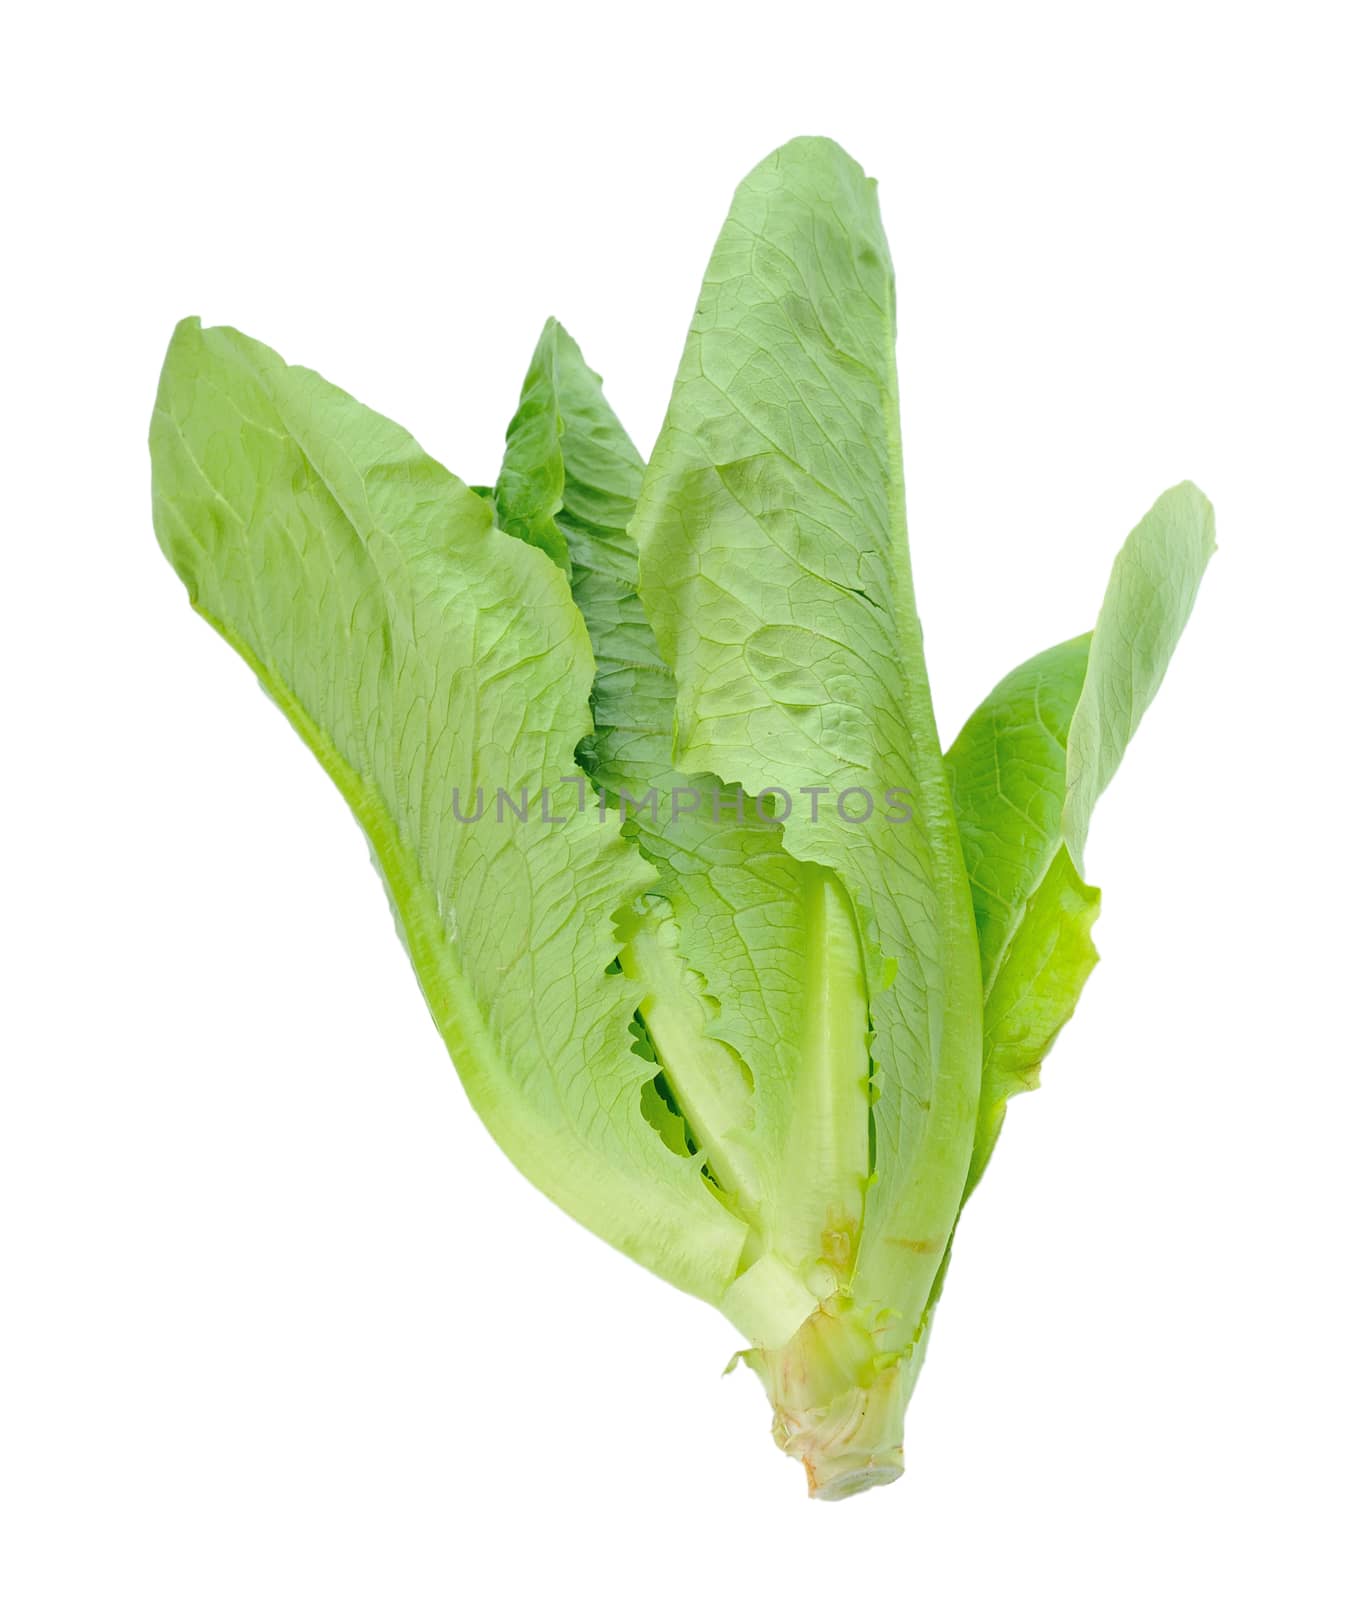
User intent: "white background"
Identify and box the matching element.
[4,4,1354,1595]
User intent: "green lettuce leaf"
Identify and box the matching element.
[149,316,747,1304]
[492,317,873,1343]
[946,482,1215,1194]
[629,136,983,1351]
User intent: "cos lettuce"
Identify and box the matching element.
[149,137,1213,1498]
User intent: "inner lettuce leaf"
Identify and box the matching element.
[629,141,984,1411]
[493,318,872,1346]
[148,137,1215,1500]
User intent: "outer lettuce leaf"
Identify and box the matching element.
[946,482,1215,1194]
[150,317,746,1305]
[629,137,983,1344]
